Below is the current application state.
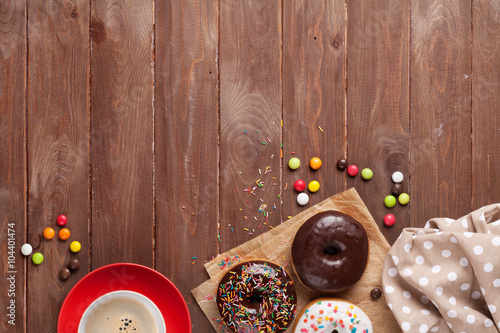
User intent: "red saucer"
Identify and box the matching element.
[58,263,191,333]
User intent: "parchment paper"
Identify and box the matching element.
[192,188,401,332]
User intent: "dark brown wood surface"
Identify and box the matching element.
[410,0,472,226]
[219,0,282,253]
[348,0,410,244]
[27,0,90,331]
[283,0,346,218]
[154,1,218,331]
[0,1,26,332]
[472,0,500,209]
[1,1,499,331]
[90,0,153,268]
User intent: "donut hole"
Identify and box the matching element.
[324,244,342,259]
[242,292,268,312]
[247,294,264,304]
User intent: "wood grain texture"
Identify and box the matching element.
[472,0,500,209]
[219,1,282,252]
[4,1,500,329]
[0,0,26,331]
[347,0,410,243]
[90,1,153,268]
[27,0,89,330]
[154,0,218,331]
[283,0,346,218]
[410,0,472,225]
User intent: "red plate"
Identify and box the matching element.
[58,263,191,333]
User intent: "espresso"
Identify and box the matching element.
[83,296,157,332]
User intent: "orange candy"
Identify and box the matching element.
[309,157,322,170]
[43,227,55,239]
[59,228,71,240]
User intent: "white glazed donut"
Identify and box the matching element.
[293,298,372,333]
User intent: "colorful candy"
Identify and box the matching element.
[399,193,410,205]
[59,268,71,281]
[297,193,309,205]
[391,183,404,196]
[288,157,300,170]
[293,179,306,192]
[384,195,396,208]
[308,180,320,192]
[361,168,373,180]
[392,171,404,183]
[347,164,359,177]
[43,227,55,240]
[309,157,322,170]
[384,214,396,226]
[57,214,67,226]
[70,241,81,253]
[59,228,71,241]
[336,158,348,171]
[371,288,382,299]
[68,258,81,272]
[32,252,44,265]
[21,243,33,256]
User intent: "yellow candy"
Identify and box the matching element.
[70,241,81,253]
[399,193,410,205]
[308,180,320,193]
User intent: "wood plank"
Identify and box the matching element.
[219,1,282,252]
[154,0,218,331]
[90,1,153,268]
[283,0,346,219]
[472,0,500,209]
[410,0,472,225]
[347,0,410,243]
[26,0,89,330]
[0,1,26,331]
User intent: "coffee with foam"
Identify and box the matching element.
[78,291,165,333]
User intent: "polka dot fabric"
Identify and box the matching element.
[383,204,500,333]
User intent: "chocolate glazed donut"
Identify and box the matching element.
[291,211,369,293]
[216,260,297,333]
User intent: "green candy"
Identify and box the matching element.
[288,157,300,170]
[399,193,410,205]
[32,252,44,265]
[361,168,373,180]
[384,195,397,208]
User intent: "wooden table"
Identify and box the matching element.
[1,1,499,332]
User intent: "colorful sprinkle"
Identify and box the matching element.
[216,261,296,332]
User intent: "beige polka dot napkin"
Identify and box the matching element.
[383,204,500,333]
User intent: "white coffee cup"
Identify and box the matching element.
[78,290,166,333]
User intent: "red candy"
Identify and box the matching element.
[347,165,359,177]
[384,214,396,227]
[294,179,306,192]
[57,214,67,226]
